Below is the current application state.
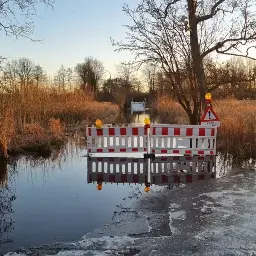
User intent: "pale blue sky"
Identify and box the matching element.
[1,0,135,77]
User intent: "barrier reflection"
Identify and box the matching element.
[87,156,216,189]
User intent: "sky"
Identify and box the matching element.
[1,0,135,77]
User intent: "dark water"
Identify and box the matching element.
[0,112,252,255]
[0,113,153,255]
[0,141,146,255]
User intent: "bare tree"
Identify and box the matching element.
[75,57,104,96]
[113,0,256,123]
[33,64,46,88]
[54,65,67,92]
[66,67,73,90]
[0,0,54,39]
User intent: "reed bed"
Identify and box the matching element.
[154,97,256,163]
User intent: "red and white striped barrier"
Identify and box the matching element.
[87,156,216,185]
[150,125,217,156]
[86,127,148,153]
[86,125,218,156]
[87,157,149,184]
[152,173,214,184]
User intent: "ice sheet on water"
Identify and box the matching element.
[4,254,27,256]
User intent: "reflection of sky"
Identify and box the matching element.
[1,143,142,254]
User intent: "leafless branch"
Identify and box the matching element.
[158,0,181,19]
[216,46,256,60]
[197,0,226,23]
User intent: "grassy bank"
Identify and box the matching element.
[154,97,256,164]
[0,87,119,159]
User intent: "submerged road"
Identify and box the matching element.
[6,168,256,256]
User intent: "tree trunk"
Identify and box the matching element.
[188,0,206,110]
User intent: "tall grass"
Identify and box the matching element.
[154,97,256,163]
[0,86,119,158]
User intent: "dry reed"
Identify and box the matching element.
[154,97,256,162]
[0,87,119,158]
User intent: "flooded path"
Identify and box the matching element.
[1,112,255,255]
[0,112,152,255]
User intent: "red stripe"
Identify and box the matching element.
[186,128,193,136]
[199,128,205,136]
[173,150,180,154]
[198,156,205,160]
[161,157,168,161]
[144,148,147,152]
[153,127,156,135]
[88,149,91,153]
[120,148,126,152]
[174,175,180,183]
[132,128,138,135]
[97,174,103,182]
[185,150,192,155]
[162,175,168,183]
[133,175,139,183]
[132,148,139,152]
[97,149,103,152]
[109,175,115,183]
[121,174,127,183]
[162,127,168,135]
[211,128,215,136]
[109,128,115,136]
[120,128,126,136]
[108,149,115,152]
[186,175,193,183]
[161,149,167,154]
[152,149,155,153]
[88,128,91,136]
[210,151,214,155]
[174,128,180,136]
[96,129,103,136]
[144,128,148,135]
[185,156,192,160]
[198,175,205,180]
[198,151,204,155]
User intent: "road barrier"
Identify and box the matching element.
[86,94,219,157]
[150,125,216,155]
[86,127,148,154]
[87,156,216,187]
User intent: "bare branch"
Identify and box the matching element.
[216,48,256,61]
[197,0,226,23]
[201,34,256,58]
[158,0,181,19]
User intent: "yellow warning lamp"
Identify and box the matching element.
[95,119,103,129]
[144,118,150,129]
[205,93,212,103]
[96,184,103,191]
[144,186,150,193]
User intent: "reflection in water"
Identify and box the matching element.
[87,156,216,189]
[115,110,159,125]
[0,127,254,255]
[0,140,147,255]
[0,161,15,248]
